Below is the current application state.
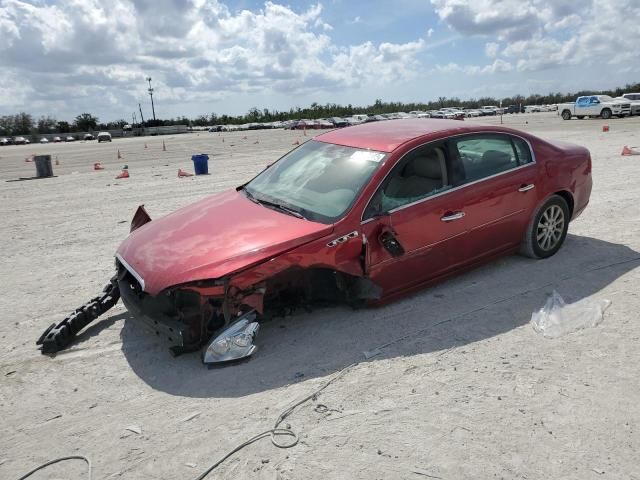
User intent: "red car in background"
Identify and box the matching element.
[72,120,593,363]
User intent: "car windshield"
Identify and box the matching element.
[245,140,386,224]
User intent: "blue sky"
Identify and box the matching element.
[1,0,638,121]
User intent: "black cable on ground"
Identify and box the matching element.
[193,362,357,480]
[16,455,92,480]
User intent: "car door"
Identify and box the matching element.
[575,96,591,116]
[360,142,468,296]
[449,133,539,262]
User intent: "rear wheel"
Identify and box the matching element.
[519,195,570,259]
[601,108,612,119]
[561,110,571,120]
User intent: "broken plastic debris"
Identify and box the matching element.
[125,425,142,434]
[531,290,611,338]
[181,412,201,422]
[363,348,382,359]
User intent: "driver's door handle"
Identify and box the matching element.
[441,211,465,222]
[518,183,535,192]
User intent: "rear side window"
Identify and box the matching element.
[452,134,532,183]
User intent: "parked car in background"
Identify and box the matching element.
[327,117,347,127]
[505,105,525,114]
[1,137,12,146]
[558,95,631,120]
[97,132,112,142]
[616,93,640,115]
[14,136,28,145]
[83,133,95,140]
[39,137,49,143]
[65,136,76,142]
[52,136,62,142]
[111,119,592,363]
[479,106,498,116]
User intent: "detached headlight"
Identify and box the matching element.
[203,311,260,365]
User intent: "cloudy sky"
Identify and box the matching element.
[1,0,639,122]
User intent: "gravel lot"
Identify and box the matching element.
[1,112,639,479]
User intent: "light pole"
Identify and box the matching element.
[146,77,156,122]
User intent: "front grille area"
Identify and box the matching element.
[116,261,208,352]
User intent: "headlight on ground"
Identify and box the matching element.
[202,311,260,364]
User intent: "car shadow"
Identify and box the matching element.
[120,234,640,398]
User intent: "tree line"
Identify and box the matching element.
[2,81,638,135]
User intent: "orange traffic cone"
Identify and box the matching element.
[117,149,122,159]
[177,168,193,177]
[94,162,104,170]
[602,125,609,132]
[115,169,129,179]
[162,140,167,151]
[621,145,640,156]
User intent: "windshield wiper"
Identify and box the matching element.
[259,199,306,219]
[240,185,259,204]
[241,187,306,219]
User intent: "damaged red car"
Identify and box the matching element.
[38,119,592,364]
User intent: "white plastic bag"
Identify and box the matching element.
[531,290,611,338]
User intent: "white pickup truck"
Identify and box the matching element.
[615,93,640,115]
[559,95,631,120]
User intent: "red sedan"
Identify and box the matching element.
[40,120,592,362]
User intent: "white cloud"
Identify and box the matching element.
[427,27,434,37]
[436,59,513,75]
[431,0,640,73]
[0,0,424,119]
[485,42,499,58]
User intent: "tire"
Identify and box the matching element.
[577,115,584,119]
[519,195,570,259]
[561,110,571,120]
[601,108,612,119]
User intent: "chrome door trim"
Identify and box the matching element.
[360,131,537,225]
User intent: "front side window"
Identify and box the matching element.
[363,144,451,219]
[453,134,532,183]
[245,140,386,223]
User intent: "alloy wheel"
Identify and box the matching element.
[536,205,565,251]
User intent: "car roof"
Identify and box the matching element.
[314,119,508,152]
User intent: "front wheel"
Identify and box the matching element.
[561,110,571,120]
[601,108,612,119]
[519,195,570,259]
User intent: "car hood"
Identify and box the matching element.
[116,189,333,295]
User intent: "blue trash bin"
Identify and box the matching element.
[192,154,209,175]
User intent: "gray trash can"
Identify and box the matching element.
[34,155,53,178]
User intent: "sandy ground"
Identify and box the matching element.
[1,112,639,480]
